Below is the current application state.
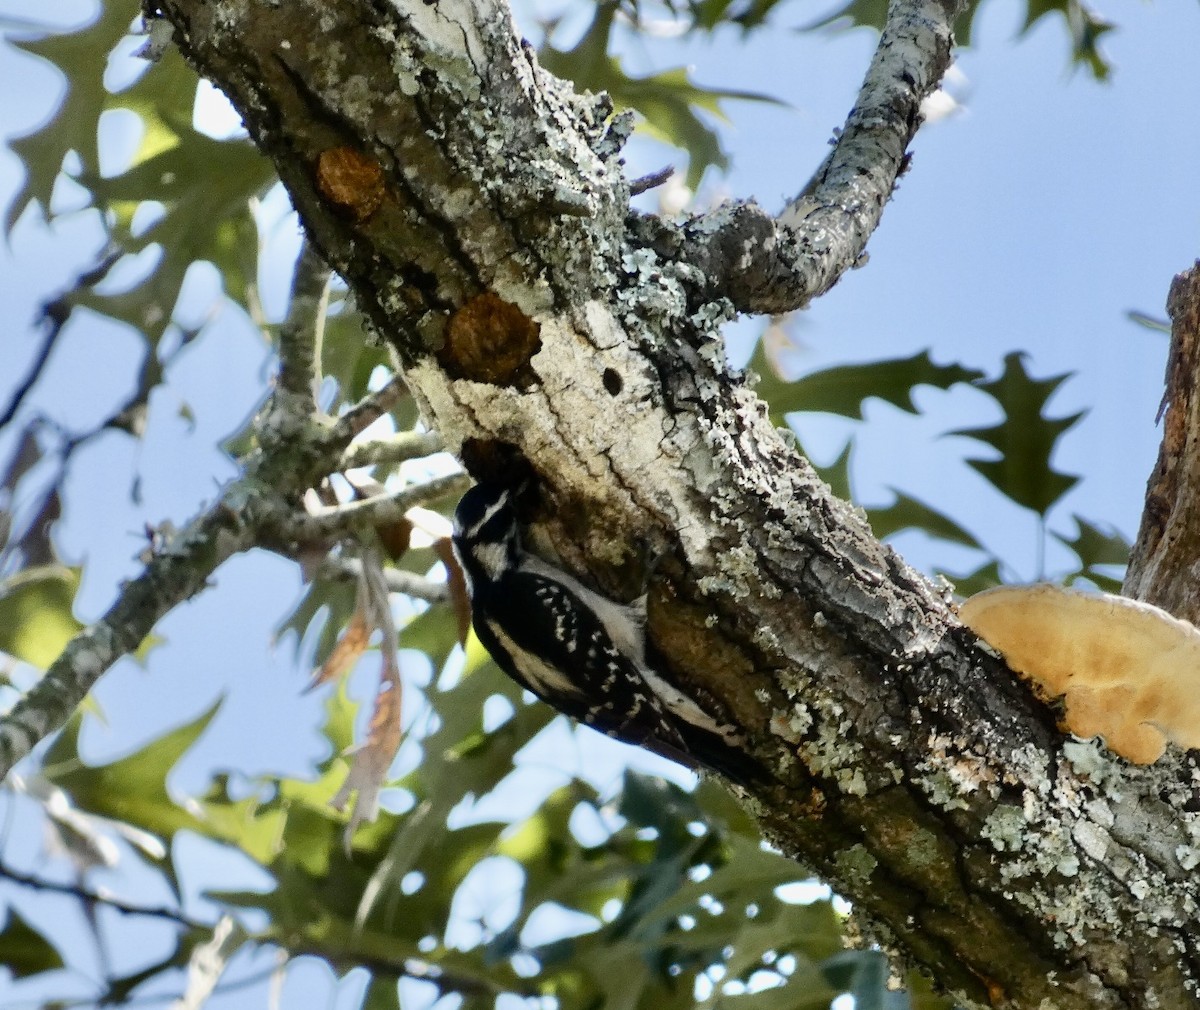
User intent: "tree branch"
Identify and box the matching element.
[329,376,410,446]
[0,490,258,776]
[639,0,964,314]
[275,239,331,404]
[339,431,444,472]
[0,251,121,428]
[271,473,469,545]
[318,557,450,604]
[0,858,204,927]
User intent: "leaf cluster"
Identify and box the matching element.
[5,629,949,1010]
[748,342,1129,592]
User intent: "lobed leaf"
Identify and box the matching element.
[43,701,220,842]
[868,491,982,550]
[540,5,781,189]
[950,352,1084,518]
[750,346,983,423]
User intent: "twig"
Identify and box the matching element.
[0,858,204,927]
[1,252,122,428]
[339,431,444,471]
[329,375,409,446]
[629,166,674,196]
[275,473,469,543]
[320,557,450,603]
[276,241,331,403]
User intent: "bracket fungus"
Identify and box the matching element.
[958,584,1200,764]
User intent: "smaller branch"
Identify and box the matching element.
[651,0,963,314]
[339,431,444,471]
[320,556,450,603]
[629,166,674,196]
[1,857,519,1002]
[1,251,122,428]
[0,858,204,927]
[0,329,57,430]
[285,943,536,998]
[272,473,469,544]
[391,954,537,999]
[0,489,262,778]
[276,241,331,403]
[328,375,409,447]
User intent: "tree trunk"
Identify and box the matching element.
[150,0,1200,1006]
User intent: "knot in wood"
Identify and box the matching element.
[316,146,386,222]
[438,292,541,386]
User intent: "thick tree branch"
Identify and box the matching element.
[637,0,963,314]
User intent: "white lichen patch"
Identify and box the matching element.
[985,741,1200,956]
[1082,798,1114,829]
[769,705,812,743]
[751,625,781,655]
[834,844,878,888]
[1057,853,1080,877]
[913,717,1200,959]
[919,768,970,811]
[836,767,868,796]
[981,805,1026,852]
[1061,738,1114,786]
[711,542,763,600]
[915,734,1002,814]
[392,0,488,72]
[1176,845,1200,871]
[798,697,867,792]
[617,249,693,332]
[1072,820,1111,863]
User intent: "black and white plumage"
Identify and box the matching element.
[452,482,756,781]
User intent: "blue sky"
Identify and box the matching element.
[1,0,1199,1005]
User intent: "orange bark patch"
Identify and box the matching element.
[316,146,386,221]
[438,292,541,385]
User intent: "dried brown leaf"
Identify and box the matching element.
[332,663,402,848]
[307,606,370,692]
[433,536,471,645]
